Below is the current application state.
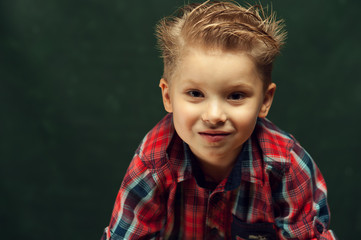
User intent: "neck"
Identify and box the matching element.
[191,149,240,184]
[199,159,235,183]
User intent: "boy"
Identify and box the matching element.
[102,1,336,239]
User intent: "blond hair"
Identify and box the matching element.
[155,0,286,88]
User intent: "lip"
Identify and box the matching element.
[198,131,231,143]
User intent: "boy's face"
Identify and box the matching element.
[160,47,276,166]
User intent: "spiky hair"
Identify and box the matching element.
[155,0,287,87]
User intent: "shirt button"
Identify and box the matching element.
[315,222,324,233]
[210,227,218,235]
[213,195,220,202]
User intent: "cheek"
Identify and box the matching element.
[229,105,260,128]
[172,102,200,130]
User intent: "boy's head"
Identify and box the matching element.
[156,0,286,89]
[156,1,287,173]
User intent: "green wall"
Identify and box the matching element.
[1,0,360,239]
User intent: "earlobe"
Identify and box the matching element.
[258,83,276,118]
[159,78,173,113]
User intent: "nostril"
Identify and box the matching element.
[201,108,227,124]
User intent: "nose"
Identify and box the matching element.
[201,99,227,125]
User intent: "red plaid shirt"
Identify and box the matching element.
[102,114,336,239]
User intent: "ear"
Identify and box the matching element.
[159,78,173,113]
[258,83,276,118]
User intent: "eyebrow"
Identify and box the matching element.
[178,79,201,88]
[224,82,254,91]
[181,79,200,85]
[182,79,253,87]
[180,79,255,93]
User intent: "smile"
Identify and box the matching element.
[198,131,231,143]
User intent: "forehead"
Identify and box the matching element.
[171,47,262,88]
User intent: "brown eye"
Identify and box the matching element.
[187,90,204,98]
[228,92,245,100]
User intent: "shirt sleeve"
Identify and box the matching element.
[272,141,337,240]
[101,154,166,240]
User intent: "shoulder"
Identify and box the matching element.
[255,118,296,159]
[255,118,310,176]
[131,113,190,187]
[135,113,175,170]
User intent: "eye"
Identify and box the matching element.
[228,92,245,100]
[187,90,204,98]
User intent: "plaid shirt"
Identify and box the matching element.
[102,114,336,239]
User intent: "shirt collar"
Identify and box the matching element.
[181,136,261,191]
[164,116,292,189]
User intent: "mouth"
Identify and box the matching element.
[198,131,231,142]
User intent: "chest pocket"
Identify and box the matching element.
[231,215,277,240]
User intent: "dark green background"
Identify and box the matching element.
[1,0,360,239]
